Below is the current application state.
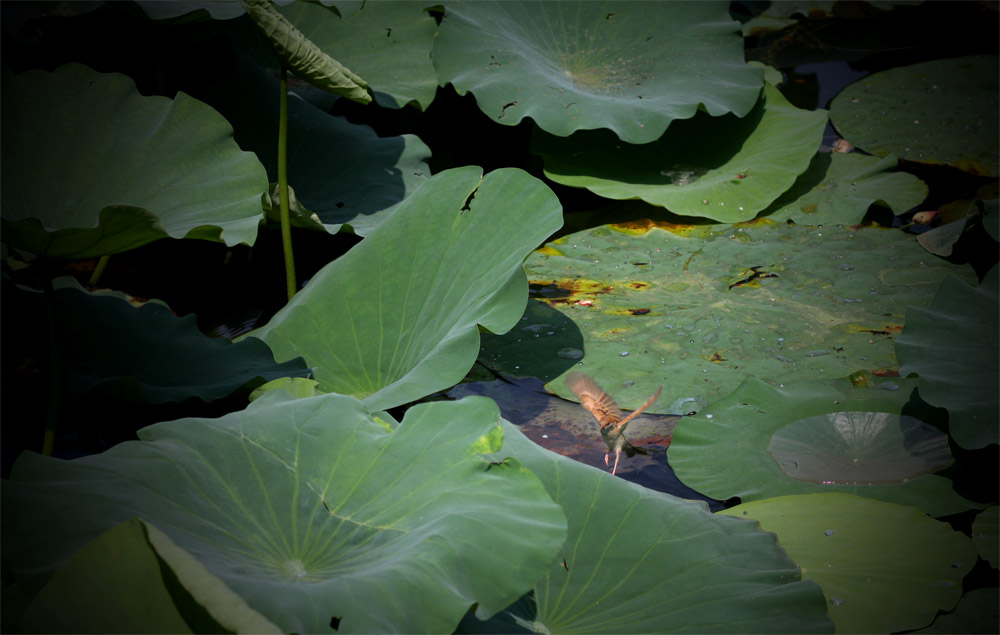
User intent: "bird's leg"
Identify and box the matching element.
[604,453,611,466]
[611,448,622,475]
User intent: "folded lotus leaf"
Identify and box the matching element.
[241,0,371,103]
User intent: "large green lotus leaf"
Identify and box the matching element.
[482,219,975,413]
[466,420,834,633]
[242,0,371,103]
[829,55,999,176]
[669,373,980,517]
[896,265,999,449]
[2,393,568,634]
[972,506,999,569]
[198,49,430,235]
[532,84,827,221]
[719,494,977,634]
[0,63,267,258]
[17,277,309,403]
[19,518,281,634]
[247,166,563,411]
[277,0,438,110]
[763,152,927,225]
[433,1,762,144]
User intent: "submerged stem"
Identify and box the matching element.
[278,66,296,301]
[42,277,61,456]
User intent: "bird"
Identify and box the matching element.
[565,372,663,475]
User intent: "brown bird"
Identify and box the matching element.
[565,372,663,476]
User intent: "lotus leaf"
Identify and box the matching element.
[668,373,980,517]
[2,393,568,634]
[0,63,268,258]
[277,0,438,110]
[20,518,281,634]
[196,51,430,235]
[433,1,762,143]
[763,152,927,225]
[247,166,563,411]
[532,84,827,221]
[15,277,309,404]
[972,506,999,569]
[896,265,999,449]
[917,587,1000,634]
[19,518,198,634]
[719,494,977,634]
[242,0,371,103]
[481,219,975,413]
[829,55,999,176]
[135,0,250,21]
[463,419,834,633]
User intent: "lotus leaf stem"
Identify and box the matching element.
[279,66,296,301]
[89,254,110,286]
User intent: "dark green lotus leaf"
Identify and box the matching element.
[896,265,999,449]
[247,167,562,411]
[830,55,999,176]
[481,219,975,413]
[197,50,430,235]
[135,0,250,21]
[532,84,827,221]
[720,494,977,634]
[433,1,762,144]
[918,587,1000,634]
[277,0,438,110]
[763,152,927,225]
[19,518,281,634]
[669,373,980,517]
[0,63,268,258]
[242,0,371,103]
[21,277,309,404]
[3,393,568,634]
[465,419,834,633]
[972,506,999,569]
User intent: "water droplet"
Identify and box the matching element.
[951,562,963,569]
[619,351,629,357]
[825,530,835,536]
[777,337,784,342]
[621,380,635,388]
[542,434,549,439]
[830,598,846,607]
[878,382,899,391]
[773,354,794,363]
[705,414,713,419]
[805,350,829,357]
[557,348,584,359]
[838,264,855,271]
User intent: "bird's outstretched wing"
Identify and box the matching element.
[616,385,663,430]
[566,371,622,428]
